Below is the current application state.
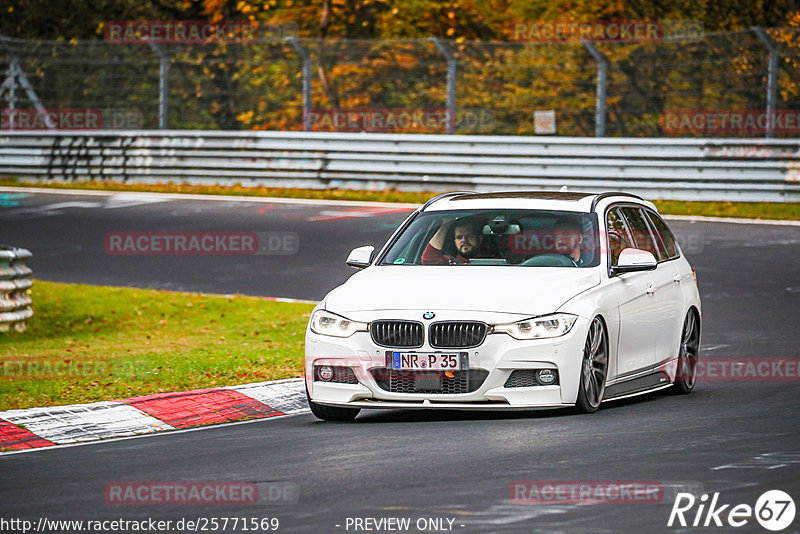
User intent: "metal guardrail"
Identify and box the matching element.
[0,131,798,202]
[0,245,33,332]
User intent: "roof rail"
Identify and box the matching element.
[421,191,476,211]
[590,192,644,211]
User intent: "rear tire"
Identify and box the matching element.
[672,310,700,394]
[575,317,608,414]
[306,385,360,421]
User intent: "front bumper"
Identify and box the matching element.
[305,315,590,409]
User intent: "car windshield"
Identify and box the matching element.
[379,209,600,267]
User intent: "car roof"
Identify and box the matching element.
[422,190,654,213]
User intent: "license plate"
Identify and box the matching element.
[389,352,464,371]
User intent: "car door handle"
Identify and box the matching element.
[646,284,657,295]
[673,274,682,284]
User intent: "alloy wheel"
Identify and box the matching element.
[578,317,608,412]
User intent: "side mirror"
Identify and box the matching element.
[346,245,375,269]
[611,248,657,274]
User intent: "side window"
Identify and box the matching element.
[644,211,679,259]
[620,207,662,260]
[606,208,634,267]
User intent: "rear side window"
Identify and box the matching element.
[644,210,679,259]
[606,208,635,267]
[619,207,662,260]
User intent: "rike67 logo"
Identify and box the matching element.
[668,490,796,531]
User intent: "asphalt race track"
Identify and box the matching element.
[0,190,415,300]
[1,190,799,533]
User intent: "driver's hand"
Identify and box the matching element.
[430,218,456,250]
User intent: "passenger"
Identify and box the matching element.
[421,219,484,265]
[553,218,584,266]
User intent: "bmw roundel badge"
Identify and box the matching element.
[423,311,435,320]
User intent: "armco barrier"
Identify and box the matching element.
[0,246,33,332]
[0,131,798,202]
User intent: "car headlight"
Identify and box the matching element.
[309,310,368,338]
[492,313,577,340]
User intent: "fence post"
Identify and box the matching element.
[751,27,778,139]
[147,42,169,129]
[1,62,18,127]
[429,37,456,134]
[288,37,311,131]
[582,41,608,137]
[0,35,55,129]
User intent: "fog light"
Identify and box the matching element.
[536,369,557,385]
[318,365,334,381]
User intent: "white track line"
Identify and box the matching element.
[661,214,800,227]
[0,186,419,209]
[2,186,798,225]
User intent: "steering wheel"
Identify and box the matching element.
[520,254,576,267]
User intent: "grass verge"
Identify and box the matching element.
[0,280,313,411]
[2,177,799,220]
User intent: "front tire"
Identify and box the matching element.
[672,310,700,394]
[575,317,608,413]
[306,385,360,421]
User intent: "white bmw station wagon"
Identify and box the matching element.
[305,191,701,420]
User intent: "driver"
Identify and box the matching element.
[421,219,484,265]
[552,217,584,266]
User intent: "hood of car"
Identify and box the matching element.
[325,266,600,316]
